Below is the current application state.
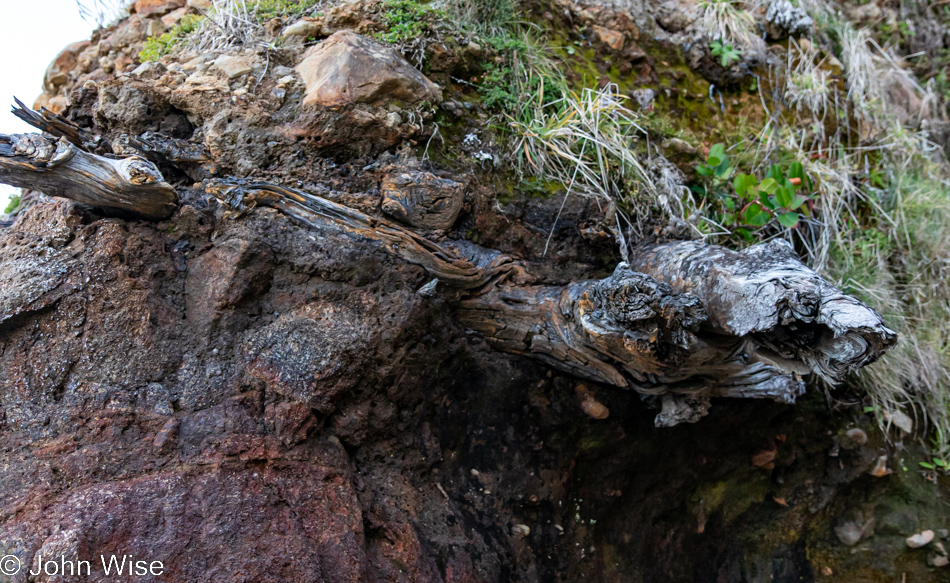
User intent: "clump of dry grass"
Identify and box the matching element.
[509,84,695,250]
[835,20,931,133]
[699,0,762,50]
[783,39,832,120]
[75,0,128,28]
[193,0,265,52]
[732,0,950,454]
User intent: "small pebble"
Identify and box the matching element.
[907,530,935,548]
[575,384,609,420]
[511,524,530,538]
[840,427,867,450]
[834,523,863,546]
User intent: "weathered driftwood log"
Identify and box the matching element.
[455,263,808,425]
[211,180,895,425]
[0,133,177,220]
[628,240,897,383]
[206,179,516,289]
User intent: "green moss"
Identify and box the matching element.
[139,14,203,62]
[3,194,20,214]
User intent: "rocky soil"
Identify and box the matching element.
[0,0,948,581]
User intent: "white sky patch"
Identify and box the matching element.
[0,1,95,210]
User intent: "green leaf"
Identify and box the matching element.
[788,161,805,180]
[741,203,761,223]
[734,173,757,196]
[696,165,712,177]
[920,462,936,470]
[735,227,753,242]
[717,165,734,180]
[935,459,948,468]
[776,186,792,208]
[766,165,783,182]
[758,177,778,194]
[723,197,735,210]
[760,194,776,210]
[864,406,875,413]
[790,194,809,210]
[742,203,770,226]
[777,211,800,228]
[709,143,726,161]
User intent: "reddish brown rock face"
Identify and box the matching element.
[0,199,452,581]
[133,0,186,18]
[43,40,91,95]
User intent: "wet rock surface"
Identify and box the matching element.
[0,195,946,582]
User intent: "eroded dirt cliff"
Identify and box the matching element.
[1,0,949,581]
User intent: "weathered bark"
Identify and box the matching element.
[454,263,808,426]
[628,240,897,383]
[11,97,101,151]
[0,133,177,220]
[206,179,517,289]
[113,132,211,165]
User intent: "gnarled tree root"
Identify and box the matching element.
[0,126,896,426]
[208,181,896,426]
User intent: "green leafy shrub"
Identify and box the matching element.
[139,14,203,62]
[694,143,812,241]
[376,0,443,44]
[920,457,948,471]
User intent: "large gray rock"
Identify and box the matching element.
[295,31,442,109]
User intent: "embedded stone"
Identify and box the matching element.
[295,30,442,109]
[381,171,463,230]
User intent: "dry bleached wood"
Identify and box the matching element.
[627,240,897,383]
[0,133,177,220]
[456,262,811,426]
[11,97,101,151]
